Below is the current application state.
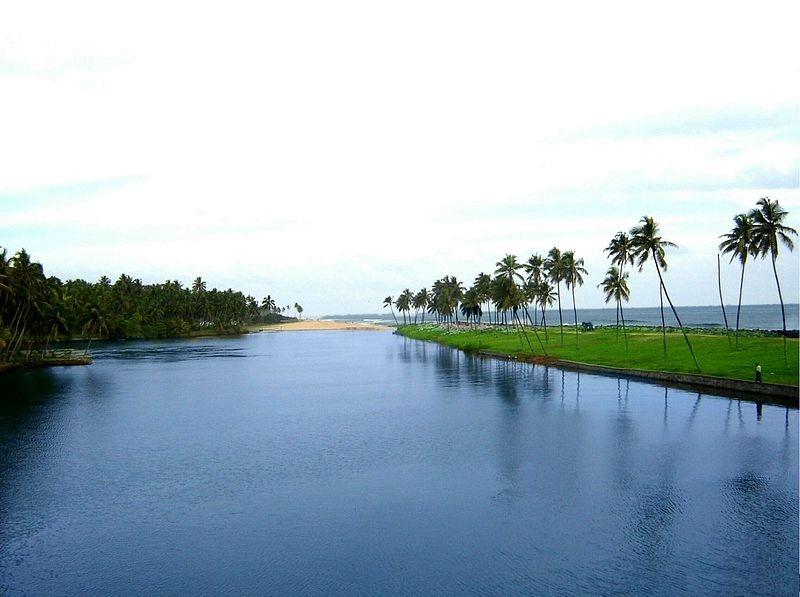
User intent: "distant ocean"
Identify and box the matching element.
[323,304,800,331]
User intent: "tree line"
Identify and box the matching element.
[0,248,302,362]
[385,198,796,370]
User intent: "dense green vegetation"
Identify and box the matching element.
[398,324,799,386]
[0,247,301,363]
[385,198,797,375]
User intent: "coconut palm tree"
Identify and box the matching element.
[192,276,207,294]
[630,216,700,371]
[396,289,413,325]
[562,251,588,345]
[604,232,635,326]
[719,213,757,347]
[459,287,482,324]
[495,254,525,285]
[605,232,635,274]
[412,288,429,324]
[383,295,399,326]
[261,294,276,312]
[494,254,524,326]
[83,307,108,355]
[749,197,797,366]
[473,273,492,324]
[536,280,556,343]
[544,248,566,343]
[599,266,630,351]
[524,253,544,324]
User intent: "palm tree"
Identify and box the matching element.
[396,289,413,325]
[383,296,399,326]
[524,253,544,324]
[604,232,635,327]
[544,248,566,343]
[192,276,207,294]
[83,307,108,355]
[261,294,276,312]
[599,266,630,351]
[495,254,525,285]
[473,273,492,324]
[412,288,429,324]
[749,197,797,366]
[562,251,588,345]
[459,288,482,324]
[296,304,303,319]
[493,256,545,352]
[605,232,635,274]
[536,280,556,343]
[631,216,700,371]
[495,254,524,325]
[719,213,756,347]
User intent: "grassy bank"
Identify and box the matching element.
[397,324,799,387]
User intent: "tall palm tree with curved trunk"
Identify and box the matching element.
[524,253,544,324]
[749,197,797,367]
[719,213,756,348]
[83,307,108,355]
[544,248,566,344]
[631,216,700,371]
[494,255,545,352]
[599,266,630,351]
[536,280,556,343]
[604,232,635,327]
[562,251,587,346]
[383,296,398,326]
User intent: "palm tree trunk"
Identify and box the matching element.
[770,252,788,367]
[659,284,666,357]
[620,299,628,352]
[542,306,548,343]
[389,307,398,326]
[654,257,701,372]
[735,259,746,348]
[716,254,731,347]
[571,284,578,346]
[556,282,564,344]
[515,311,547,355]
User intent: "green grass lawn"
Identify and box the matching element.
[398,324,799,386]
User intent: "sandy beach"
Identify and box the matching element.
[258,320,393,332]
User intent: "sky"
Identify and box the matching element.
[1,1,798,316]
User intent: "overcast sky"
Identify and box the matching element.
[1,1,798,316]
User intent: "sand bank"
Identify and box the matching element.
[259,320,392,332]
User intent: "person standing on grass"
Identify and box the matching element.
[755,363,762,383]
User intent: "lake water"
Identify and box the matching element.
[1,331,797,595]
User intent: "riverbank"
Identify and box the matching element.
[256,320,393,332]
[0,353,92,375]
[397,324,799,395]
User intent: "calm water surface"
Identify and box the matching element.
[1,331,797,595]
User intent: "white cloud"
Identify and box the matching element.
[1,0,798,314]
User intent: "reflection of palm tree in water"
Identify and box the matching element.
[611,377,635,490]
[685,394,702,431]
